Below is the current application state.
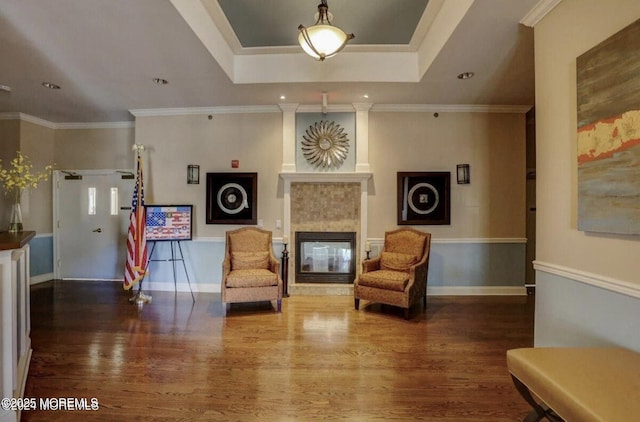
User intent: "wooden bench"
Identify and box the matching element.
[507,347,640,422]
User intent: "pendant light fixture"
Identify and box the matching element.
[298,0,354,61]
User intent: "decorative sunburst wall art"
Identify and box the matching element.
[296,113,355,171]
[302,120,350,169]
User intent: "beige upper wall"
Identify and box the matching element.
[0,119,54,233]
[136,111,525,240]
[0,120,20,162]
[0,119,21,227]
[368,111,526,238]
[54,127,134,170]
[135,113,283,238]
[20,121,55,233]
[535,0,640,283]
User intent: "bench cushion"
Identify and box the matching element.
[507,347,640,422]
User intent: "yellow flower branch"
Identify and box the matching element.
[0,151,54,204]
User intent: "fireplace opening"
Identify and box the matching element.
[295,231,356,284]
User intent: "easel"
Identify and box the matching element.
[146,240,195,302]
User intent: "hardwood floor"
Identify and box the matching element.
[24,281,534,421]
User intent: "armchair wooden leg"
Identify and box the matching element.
[354,298,360,310]
[404,308,410,320]
[423,295,427,308]
[277,299,282,313]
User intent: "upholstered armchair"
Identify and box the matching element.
[354,228,431,319]
[222,227,283,314]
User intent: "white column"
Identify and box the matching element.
[279,104,299,173]
[360,178,369,264]
[353,103,373,173]
[0,250,12,400]
[283,178,291,250]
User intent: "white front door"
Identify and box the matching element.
[54,170,134,280]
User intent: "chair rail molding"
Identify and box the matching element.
[534,260,640,299]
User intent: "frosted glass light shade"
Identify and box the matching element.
[298,25,353,60]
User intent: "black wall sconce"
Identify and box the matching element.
[187,165,200,184]
[456,164,470,184]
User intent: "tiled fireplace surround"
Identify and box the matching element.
[280,103,372,295]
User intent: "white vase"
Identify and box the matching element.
[8,203,23,233]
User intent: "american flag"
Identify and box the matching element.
[123,154,148,290]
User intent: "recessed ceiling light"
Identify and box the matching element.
[280,95,286,100]
[363,94,369,99]
[0,84,11,93]
[457,72,475,80]
[153,78,168,85]
[42,82,61,89]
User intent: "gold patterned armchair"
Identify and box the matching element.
[354,228,431,319]
[222,227,283,314]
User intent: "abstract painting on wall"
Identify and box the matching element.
[577,18,640,235]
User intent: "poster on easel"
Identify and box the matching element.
[145,205,193,241]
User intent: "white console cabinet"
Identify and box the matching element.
[0,231,34,422]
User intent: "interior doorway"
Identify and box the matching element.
[525,108,536,291]
[53,170,134,280]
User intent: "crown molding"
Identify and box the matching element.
[55,121,134,130]
[0,112,56,129]
[0,113,134,130]
[130,103,533,117]
[371,104,533,113]
[4,104,533,127]
[129,105,281,117]
[0,112,21,120]
[520,0,563,27]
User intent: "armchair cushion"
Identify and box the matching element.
[385,230,426,258]
[226,269,278,288]
[380,252,418,272]
[231,251,270,270]
[358,270,410,292]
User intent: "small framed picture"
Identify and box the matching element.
[397,172,450,225]
[206,172,257,225]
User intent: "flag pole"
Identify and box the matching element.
[126,143,152,307]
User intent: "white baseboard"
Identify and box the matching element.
[142,283,524,296]
[427,286,526,296]
[143,281,220,293]
[30,273,54,285]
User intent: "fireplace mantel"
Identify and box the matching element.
[281,172,372,295]
[280,172,372,183]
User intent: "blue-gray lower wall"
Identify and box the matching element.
[142,238,526,294]
[534,262,640,352]
[30,234,53,277]
[39,236,525,293]
[429,241,525,288]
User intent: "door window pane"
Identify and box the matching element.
[110,188,118,215]
[88,187,96,215]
